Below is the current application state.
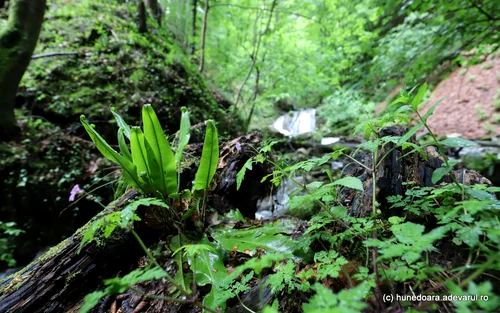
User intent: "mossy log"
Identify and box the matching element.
[0,190,142,313]
[0,131,271,313]
[338,126,492,218]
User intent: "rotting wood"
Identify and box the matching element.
[337,126,492,218]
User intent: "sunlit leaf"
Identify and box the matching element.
[332,176,363,191]
[438,138,478,148]
[142,104,177,196]
[175,107,191,168]
[111,107,131,139]
[194,120,219,190]
[411,83,427,110]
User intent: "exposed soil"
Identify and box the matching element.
[421,57,500,139]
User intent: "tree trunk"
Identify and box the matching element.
[190,0,197,55]
[0,0,46,141]
[198,0,209,72]
[137,0,147,33]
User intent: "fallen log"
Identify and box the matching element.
[0,131,272,313]
[0,190,142,313]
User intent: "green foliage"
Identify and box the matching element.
[302,282,371,313]
[81,105,181,199]
[212,219,299,257]
[80,267,167,313]
[81,105,220,234]
[193,120,219,191]
[317,88,375,134]
[78,198,164,252]
[0,222,24,267]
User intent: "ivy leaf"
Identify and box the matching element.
[332,176,363,191]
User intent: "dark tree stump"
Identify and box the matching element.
[338,127,491,218]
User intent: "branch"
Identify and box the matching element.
[467,0,499,21]
[233,0,277,111]
[31,51,80,59]
[211,3,328,31]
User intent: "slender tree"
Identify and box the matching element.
[198,0,209,72]
[0,0,46,141]
[190,0,198,55]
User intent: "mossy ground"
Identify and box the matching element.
[1,0,243,270]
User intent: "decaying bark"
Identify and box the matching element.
[0,132,272,312]
[338,127,492,218]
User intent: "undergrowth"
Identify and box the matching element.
[79,85,499,312]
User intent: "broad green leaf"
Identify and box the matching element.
[411,83,427,110]
[80,115,122,164]
[332,176,363,191]
[110,107,131,139]
[432,166,452,184]
[183,236,227,312]
[212,219,298,257]
[194,120,219,190]
[175,107,191,166]
[397,123,423,146]
[117,128,132,162]
[81,115,141,189]
[142,104,177,196]
[438,138,478,148]
[130,127,152,188]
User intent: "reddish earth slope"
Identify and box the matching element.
[421,57,500,139]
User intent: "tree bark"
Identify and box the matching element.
[0,0,46,141]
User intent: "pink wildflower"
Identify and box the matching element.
[69,184,81,202]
